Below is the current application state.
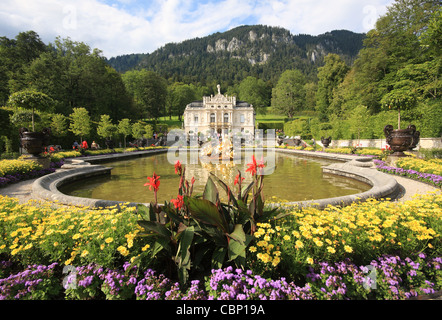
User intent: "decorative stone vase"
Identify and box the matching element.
[384,124,417,157]
[321,136,332,148]
[19,127,51,157]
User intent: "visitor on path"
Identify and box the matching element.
[91,141,98,150]
[72,141,79,150]
[82,140,88,149]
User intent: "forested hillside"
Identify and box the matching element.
[106,25,366,84]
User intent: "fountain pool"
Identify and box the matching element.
[59,151,371,204]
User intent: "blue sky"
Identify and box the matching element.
[0,0,395,58]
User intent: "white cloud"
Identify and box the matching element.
[253,0,391,35]
[0,0,394,58]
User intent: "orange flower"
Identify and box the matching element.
[144,172,160,192]
[171,194,184,210]
[174,160,182,175]
[246,155,265,176]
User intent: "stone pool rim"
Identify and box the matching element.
[31,147,399,210]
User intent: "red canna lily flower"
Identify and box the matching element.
[170,194,184,210]
[144,172,160,192]
[174,160,182,175]
[246,155,265,176]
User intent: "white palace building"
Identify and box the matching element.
[183,85,255,137]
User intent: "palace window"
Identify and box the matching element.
[240,114,245,123]
[224,113,229,123]
[210,113,216,123]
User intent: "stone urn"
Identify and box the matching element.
[321,136,332,148]
[384,124,417,157]
[19,127,51,157]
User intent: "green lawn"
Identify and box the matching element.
[154,108,317,129]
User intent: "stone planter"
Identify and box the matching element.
[19,127,51,157]
[384,124,418,157]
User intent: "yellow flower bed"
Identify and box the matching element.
[356,148,383,157]
[249,192,441,274]
[84,146,166,156]
[396,157,442,176]
[324,147,383,157]
[1,191,440,276]
[0,196,147,268]
[0,159,42,177]
[55,151,82,159]
[324,147,353,154]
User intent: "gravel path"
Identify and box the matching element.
[0,178,35,203]
[385,173,440,202]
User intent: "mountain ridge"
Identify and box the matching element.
[106,25,365,84]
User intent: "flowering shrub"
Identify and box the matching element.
[276,145,382,157]
[0,159,42,177]
[0,196,146,268]
[305,254,442,300]
[0,156,64,188]
[248,192,441,279]
[0,168,57,187]
[374,159,442,187]
[83,146,166,156]
[1,254,440,300]
[322,147,383,157]
[395,157,442,176]
[54,150,82,159]
[207,266,314,300]
[64,263,106,300]
[0,262,63,300]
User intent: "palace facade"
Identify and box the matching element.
[183,85,255,136]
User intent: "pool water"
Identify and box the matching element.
[60,152,371,204]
